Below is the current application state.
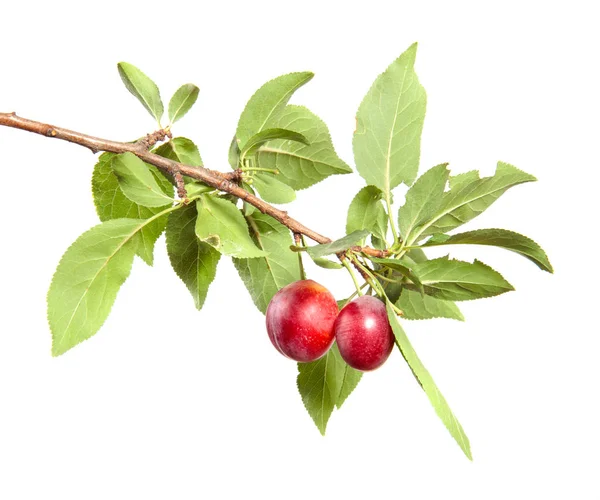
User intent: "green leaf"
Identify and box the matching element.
[398,163,449,240]
[386,301,472,459]
[297,344,346,435]
[407,247,428,263]
[410,162,537,242]
[346,185,388,243]
[252,173,296,204]
[368,256,424,293]
[306,230,370,259]
[166,203,221,310]
[185,182,213,198]
[386,248,431,302]
[311,257,344,270]
[240,128,309,158]
[256,105,352,190]
[168,83,199,124]
[380,275,403,304]
[408,257,514,301]
[233,213,301,313]
[111,152,175,207]
[154,137,203,166]
[229,136,241,169]
[195,195,266,258]
[48,213,176,356]
[449,170,479,190]
[154,137,206,191]
[397,289,464,321]
[91,152,173,266]
[423,228,553,273]
[334,343,363,409]
[353,43,427,204]
[117,62,164,122]
[241,182,257,216]
[236,72,314,148]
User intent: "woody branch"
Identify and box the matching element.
[0,112,388,258]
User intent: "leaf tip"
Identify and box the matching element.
[496,161,537,182]
[399,42,419,65]
[49,329,68,357]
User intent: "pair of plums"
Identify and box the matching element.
[266,280,394,371]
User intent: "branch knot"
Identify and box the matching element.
[137,129,171,150]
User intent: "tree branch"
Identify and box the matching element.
[0,112,388,258]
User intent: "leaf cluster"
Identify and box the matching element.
[45,47,552,459]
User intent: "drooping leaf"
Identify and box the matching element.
[398,163,449,240]
[408,257,514,301]
[386,301,472,459]
[166,203,220,310]
[397,289,464,321]
[353,43,427,203]
[233,213,301,313]
[195,195,266,258]
[252,173,296,204]
[311,257,344,270]
[256,105,352,190]
[240,128,309,159]
[111,152,175,207]
[168,83,199,124]
[410,162,536,242]
[346,185,388,243]
[236,72,314,148]
[423,228,553,273]
[154,137,203,166]
[368,256,424,293]
[297,344,346,435]
[305,230,370,259]
[48,213,176,356]
[333,343,363,409]
[117,62,164,122]
[91,152,173,265]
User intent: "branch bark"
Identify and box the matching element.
[0,112,388,258]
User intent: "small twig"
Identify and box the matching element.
[137,129,172,150]
[351,246,390,258]
[172,167,187,200]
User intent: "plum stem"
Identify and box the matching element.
[294,233,307,280]
[342,258,364,296]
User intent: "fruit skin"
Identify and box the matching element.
[266,279,338,362]
[334,295,394,371]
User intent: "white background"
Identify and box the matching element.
[1,1,599,498]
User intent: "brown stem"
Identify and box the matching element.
[0,111,389,257]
